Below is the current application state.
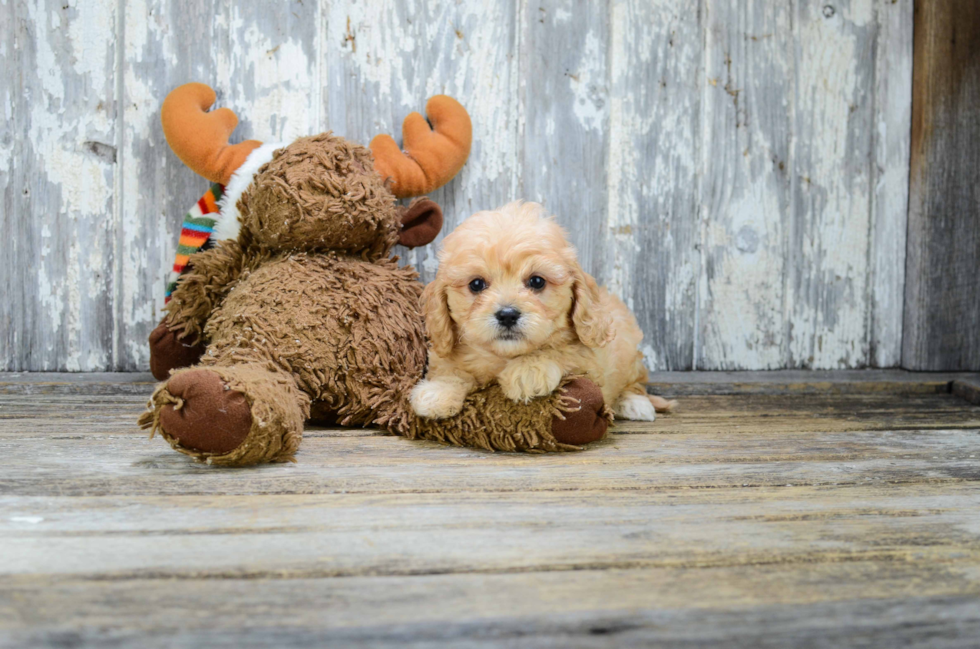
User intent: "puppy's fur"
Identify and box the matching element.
[411,201,674,421]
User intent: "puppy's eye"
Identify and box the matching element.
[527,275,546,290]
[468,278,487,293]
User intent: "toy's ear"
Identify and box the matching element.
[161,83,263,185]
[371,95,472,199]
[398,198,443,248]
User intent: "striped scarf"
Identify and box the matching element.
[165,183,224,303]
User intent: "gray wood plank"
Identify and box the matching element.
[0,372,156,395]
[869,0,912,368]
[3,484,980,577]
[697,0,794,369]
[3,415,979,495]
[903,1,980,371]
[0,0,120,371]
[212,0,321,141]
[3,584,979,649]
[519,0,609,278]
[788,0,876,368]
[605,0,701,370]
[952,378,980,406]
[4,389,979,435]
[647,368,976,395]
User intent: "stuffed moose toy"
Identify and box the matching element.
[140,83,610,465]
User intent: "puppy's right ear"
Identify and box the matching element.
[421,277,456,357]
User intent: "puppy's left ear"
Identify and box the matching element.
[398,198,443,248]
[421,276,456,357]
[571,266,613,348]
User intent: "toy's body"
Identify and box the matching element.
[194,250,426,431]
[140,84,609,466]
[145,247,426,465]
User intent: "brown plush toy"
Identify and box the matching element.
[139,83,610,466]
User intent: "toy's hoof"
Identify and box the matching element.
[552,378,608,445]
[149,322,206,381]
[159,369,252,454]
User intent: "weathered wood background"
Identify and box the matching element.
[0,0,917,372]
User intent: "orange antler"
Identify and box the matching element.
[370,96,472,199]
[161,83,262,185]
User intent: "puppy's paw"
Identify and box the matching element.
[500,357,564,403]
[410,380,467,419]
[613,393,657,421]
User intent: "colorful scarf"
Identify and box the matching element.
[165,183,224,303]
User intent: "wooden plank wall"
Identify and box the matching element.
[0,0,914,372]
[903,1,980,371]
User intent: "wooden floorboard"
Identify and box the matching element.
[648,369,980,396]
[1,372,979,647]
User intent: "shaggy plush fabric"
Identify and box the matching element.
[215,143,286,242]
[409,378,610,453]
[161,238,253,345]
[240,134,401,260]
[202,252,427,434]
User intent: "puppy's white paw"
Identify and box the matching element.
[614,393,657,421]
[499,357,564,403]
[410,380,466,419]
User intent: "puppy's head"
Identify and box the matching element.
[422,201,611,358]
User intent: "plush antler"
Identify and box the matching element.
[370,96,472,199]
[161,83,263,185]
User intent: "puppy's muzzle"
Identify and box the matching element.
[495,306,522,330]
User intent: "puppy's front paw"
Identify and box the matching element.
[410,380,466,419]
[499,357,564,403]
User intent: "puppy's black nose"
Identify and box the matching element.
[495,306,522,329]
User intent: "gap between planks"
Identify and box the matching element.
[3,370,980,398]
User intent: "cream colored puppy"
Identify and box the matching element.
[411,201,673,421]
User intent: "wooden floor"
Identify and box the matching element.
[2,371,980,648]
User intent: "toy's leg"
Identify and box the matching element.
[148,320,206,380]
[551,378,609,445]
[408,376,611,452]
[139,362,308,466]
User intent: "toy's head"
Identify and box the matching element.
[161,83,471,258]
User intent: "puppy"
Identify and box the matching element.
[411,201,674,421]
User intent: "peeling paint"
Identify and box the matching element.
[605,0,703,371]
[3,0,118,371]
[788,0,875,368]
[569,31,607,133]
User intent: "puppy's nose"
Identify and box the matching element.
[495,306,522,329]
